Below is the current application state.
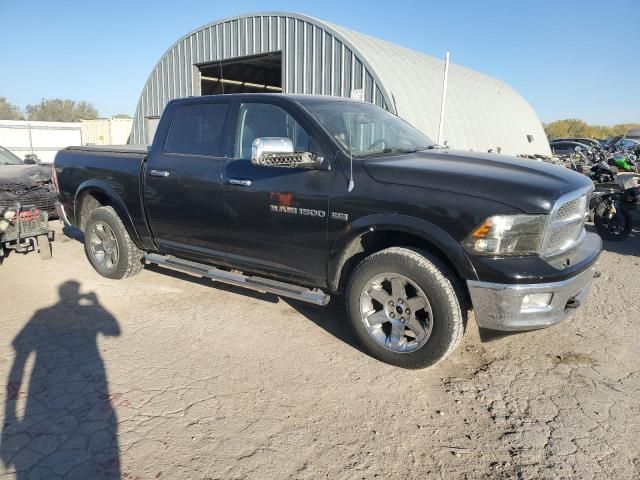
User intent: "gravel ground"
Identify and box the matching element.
[0,223,639,479]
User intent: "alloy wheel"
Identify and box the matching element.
[89,221,119,271]
[359,273,433,353]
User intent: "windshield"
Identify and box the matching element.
[0,146,23,165]
[298,100,434,158]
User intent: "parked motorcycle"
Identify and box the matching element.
[590,188,632,240]
[588,162,637,241]
[589,160,618,183]
[563,146,593,173]
[609,153,636,172]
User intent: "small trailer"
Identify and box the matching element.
[0,205,51,260]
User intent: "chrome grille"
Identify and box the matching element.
[546,228,575,253]
[542,190,590,257]
[555,197,584,222]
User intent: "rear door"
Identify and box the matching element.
[221,98,335,285]
[145,99,232,259]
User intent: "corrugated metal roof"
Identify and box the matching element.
[131,12,550,156]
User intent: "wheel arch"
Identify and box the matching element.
[328,214,478,295]
[74,180,142,248]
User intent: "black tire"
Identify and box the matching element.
[594,206,632,241]
[84,206,145,279]
[37,234,52,260]
[79,194,102,231]
[346,247,466,369]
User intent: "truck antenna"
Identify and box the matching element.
[347,96,354,192]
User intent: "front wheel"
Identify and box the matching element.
[346,247,466,369]
[594,204,632,241]
[84,206,145,279]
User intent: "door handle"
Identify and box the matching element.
[227,178,252,187]
[149,169,170,177]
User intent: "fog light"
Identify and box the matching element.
[521,293,553,310]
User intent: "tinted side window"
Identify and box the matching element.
[234,103,310,160]
[164,103,229,156]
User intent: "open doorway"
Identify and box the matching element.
[198,52,283,95]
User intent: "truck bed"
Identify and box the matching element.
[55,145,154,249]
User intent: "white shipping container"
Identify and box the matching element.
[81,118,133,146]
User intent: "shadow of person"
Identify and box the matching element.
[1,281,121,479]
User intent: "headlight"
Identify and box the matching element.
[462,214,547,256]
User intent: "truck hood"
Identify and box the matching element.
[0,165,54,207]
[0,165,52,186]
[363,149,592,213]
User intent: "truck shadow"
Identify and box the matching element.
[283,298,365,354]
[586,223,640,256]
[145,263,280,303]
[144,264,364,353]
[0,281,121,479]
[62,225,84,243]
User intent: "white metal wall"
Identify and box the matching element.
[327,24,551,156]
[0,120,82,164]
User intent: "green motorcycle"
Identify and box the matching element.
[608,154,637,173]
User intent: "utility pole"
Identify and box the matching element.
[437,51,450,146]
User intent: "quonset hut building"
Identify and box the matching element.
[131,12,551,156]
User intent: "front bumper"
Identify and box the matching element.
[467,265,597,331]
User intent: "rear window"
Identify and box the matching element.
[164,103,229,156]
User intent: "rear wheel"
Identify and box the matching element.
[346,247,465,369]
[84,206,145,279]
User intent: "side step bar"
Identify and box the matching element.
[145,253,330,306]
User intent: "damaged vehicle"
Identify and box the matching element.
[0,145,57,260]
[54,95,601,368]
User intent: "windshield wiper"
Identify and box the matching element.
[354,146,432,158]
[379,146,431,154]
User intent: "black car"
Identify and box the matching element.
[0,145,58,217]
[0,145,24,166]
[54,94,601,369]
[551,138,601,149]
[549,140,593,156]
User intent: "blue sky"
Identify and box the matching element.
[1,0,638,124]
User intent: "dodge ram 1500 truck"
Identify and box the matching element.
[54,94,601,368]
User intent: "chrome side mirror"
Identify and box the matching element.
[574,146,582,153]
[251,137,322,169]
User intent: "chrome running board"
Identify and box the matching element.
[145,253,330,306]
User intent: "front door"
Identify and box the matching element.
[145,99,232,260]
[222,100,335,285]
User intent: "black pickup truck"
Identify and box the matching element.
[54,94,601,368]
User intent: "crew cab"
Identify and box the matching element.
[54,94,601,368]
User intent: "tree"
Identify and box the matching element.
[0,97,24,120]
[25,99,99,122]
[113,114,132,119]
[544,119,640,140]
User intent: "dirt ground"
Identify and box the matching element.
[0,223,639,479]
